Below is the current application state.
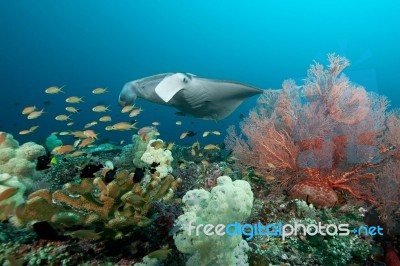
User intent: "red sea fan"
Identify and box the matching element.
[226,54,396,209]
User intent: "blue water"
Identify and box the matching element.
[1,0,399,145]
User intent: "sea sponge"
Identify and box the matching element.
[174,176,253,266]
[45,134,62,152]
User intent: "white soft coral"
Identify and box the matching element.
[141,139,173,179]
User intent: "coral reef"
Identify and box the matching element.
[1,55,399,265]
[173,176,253,266]
[45,134,62,152]
[14,169,182,236]
[141,139,173,179]
[0,132,46,181]
[0,174,26,221]
[226,54,397,210]
[0,132,46,220]
[247,199,373,265]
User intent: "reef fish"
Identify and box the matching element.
[27,109,45,119]
[92,87,108,94]
[21,106,36,114]
[52,145,75,155]
[69,229,102,240]
[66,96,84,103]
[45,86,65,94]
[92,105,111,112]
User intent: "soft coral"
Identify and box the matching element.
[226,54,397,209]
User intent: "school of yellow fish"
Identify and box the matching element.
[17,85,225,157]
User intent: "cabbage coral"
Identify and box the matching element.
[174,176,253,266]
[0,132,45,219]
[0,132,45,180]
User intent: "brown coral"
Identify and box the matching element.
[14,169,181,234]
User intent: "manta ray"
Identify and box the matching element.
[118,72,263,120]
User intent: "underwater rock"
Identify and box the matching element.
[289,181,339,208]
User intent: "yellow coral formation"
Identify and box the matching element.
[15,169,181,235]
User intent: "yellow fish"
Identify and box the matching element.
[78,138,95,148]
[19,125,39,135]
[202,131,210,137]
[111,122,136,131]
[99,116,112,122]
[0,187,19,201]
[121,105,135,113]
[50,157,58,164]
[167,142,175,150]
[129,108,143,117]
[21,106,36,115]
[152,121,160,126]
[211,131,221,136]
[19,129,31,135]
[204,144,220,150]
[92,87,108,94]
[52,145,75,155]
[84,121,98,129]
[45,85,65,94]
[65,106,79,113]
[55,114,71,121]
[92,105,111,112]
[71,131,86,138]
[59,131,71,136]
[27,109,45,119]
[29,125,39,132]
[66,96,84,103]
[180,132,188,139]
[83,129,99,139]
[67,122,74,126]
